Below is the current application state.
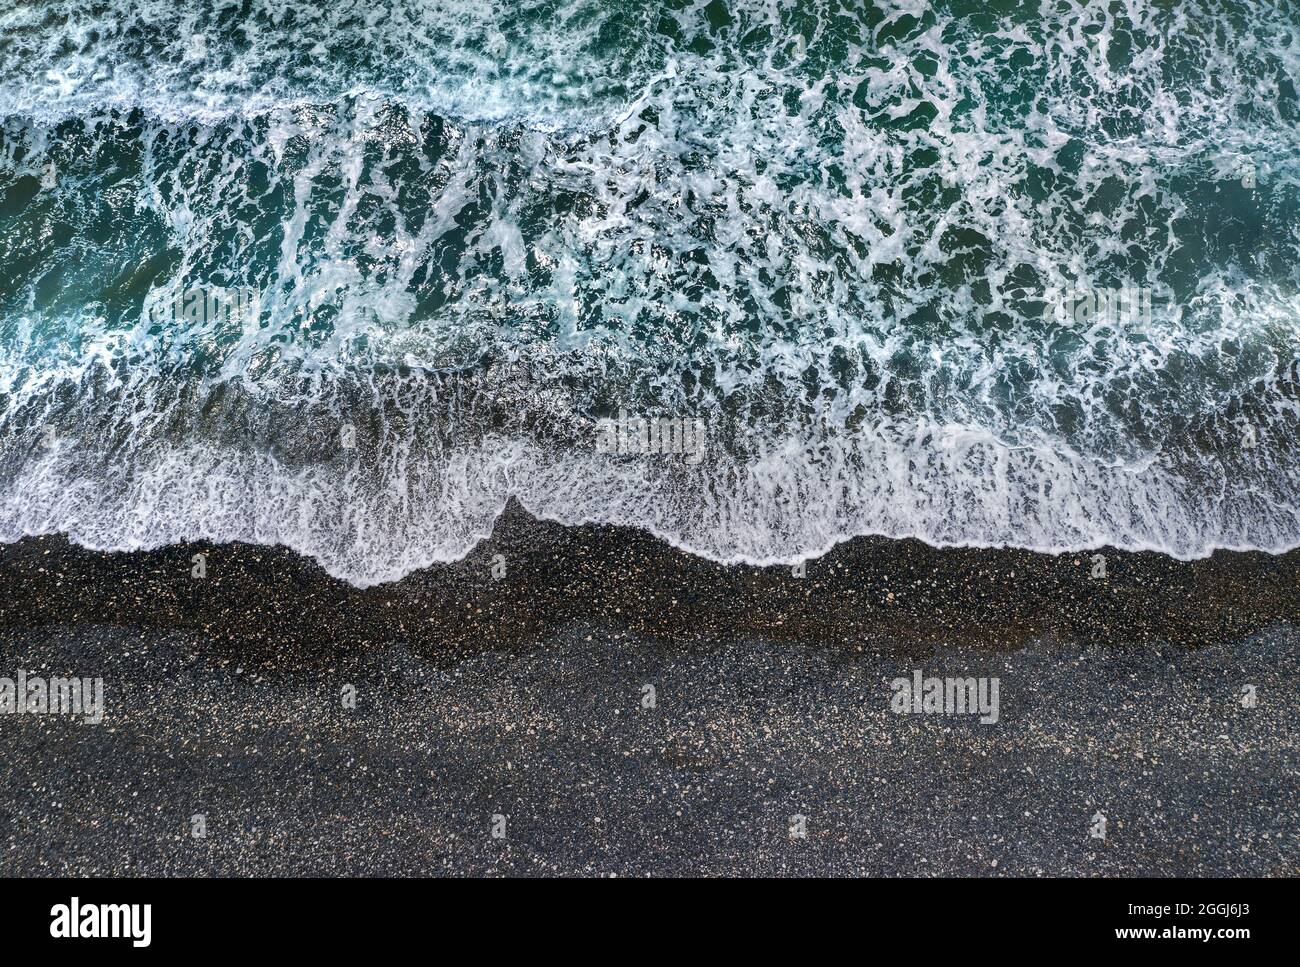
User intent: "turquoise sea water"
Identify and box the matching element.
[0,0,1297,584]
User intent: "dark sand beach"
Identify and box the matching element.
[1,505,1296,876]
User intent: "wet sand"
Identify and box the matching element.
[1,500,1297,661]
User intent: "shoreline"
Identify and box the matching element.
[1,500,1296,661]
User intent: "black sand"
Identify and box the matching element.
[1,503,1296,876]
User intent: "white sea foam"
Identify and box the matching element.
[2,413,1297,588]
[2,342,1295,585]
[0,0,666,129]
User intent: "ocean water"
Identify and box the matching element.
[0,0,1297,586]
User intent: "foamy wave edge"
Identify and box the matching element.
[3,434,1297,587]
